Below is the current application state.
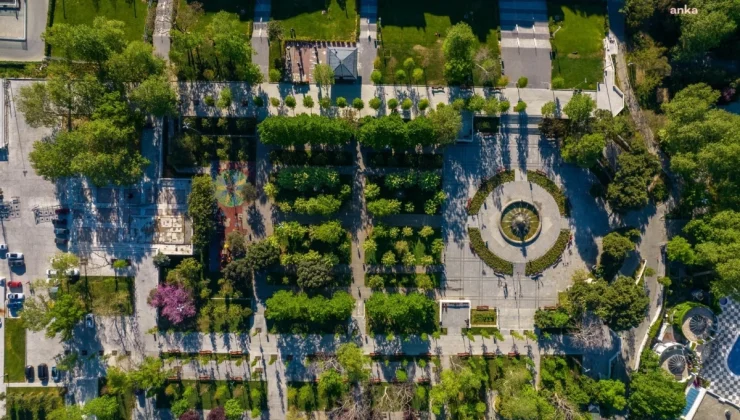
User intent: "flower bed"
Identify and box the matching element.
[364,224,443,267]
[525,230,570,275]
[467,228,514,275]
[527,171,569,216]
[267,168,353,215]
[471,308,497,326]
[467,170,515,215]
[269,149,354,166]
[365,171,446,216]
[366,151,444,169]
[365,272,442,290]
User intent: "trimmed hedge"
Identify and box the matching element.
[525,230,570,275]
[468,170,515,215]
[527,171,570,216]
[468,228,514,275]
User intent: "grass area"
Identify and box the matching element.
[486,356,534,389]
[364,226,443,266]
[5,318,27,383]
[272,0,358,41]
[547,0,606,89]
[67,276,134,316]
[6,387,65,420]
[156,380,267,410]
[471,308,497,326]
[377,0,500,85]
[53,0,148,42]
[178,0,253,34]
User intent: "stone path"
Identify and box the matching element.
[499,0,551,89]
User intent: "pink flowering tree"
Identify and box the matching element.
[148,284,196,324]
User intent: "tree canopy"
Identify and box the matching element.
[257,114,353,146]
[188,175,218,251]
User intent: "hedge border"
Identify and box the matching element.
[525,230,570,275]
[468,228,514,275]
[467,170,515,215]
[527,171,570,216]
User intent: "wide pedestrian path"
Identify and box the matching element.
[499,0,551,89]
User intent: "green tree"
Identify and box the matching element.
[401,98,413,110]
[628,369,685,419]
[387,98,399,111]
[20,295,52,331]
[46,294,86,340]
[563,92,596,129]
[336,343,370,382]
[606,151,660,212]
[313,64,335,92]
[107,40,165,84]
[319,96,332,109]
[318,369,347,404]
[223,398,243,420]
[302,95,314,112]
[336,97,348,108]
[412,68,424,84]
[562,133,605,168]
[369,97,382,111]
[431,366,486,417]
[665,236,695,265]
[442,23,476,83]
[239,182,258,206]
[428,104,462,145]
[371,69,383,84]
[395,69,407,83]
[296,255,334,288]
[602,232,635,260]
[43,17,126,65]
[153,251,171,268]
[267,20,284,41]
[516,76,528,89]
[84,396,119,420]
[467,94,485,113]
[419,98,430,112]
[596,379,627,411]
[48,405,85,420]
[269,68,282,82]
[188,175,217,250]
[367,198,402,217]
[207,12,262,82]
[541,101,557,118]
[245,240,280,270]
[217,87,233,109]
[598,275,650,331]
[129,357,171,396]
[514,100,527,113]
[352,98,364,111]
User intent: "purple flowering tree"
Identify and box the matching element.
[148,284,196,324]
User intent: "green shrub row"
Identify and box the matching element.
[468,171,515,215]
[525,230,571,275]
[468,228,514,275]
[527,171,569,216]
[365,272,442,290]
[269,149,354,166]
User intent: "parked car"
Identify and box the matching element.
[7,252,23,260]
[38,364,48,381]
[54,228,69,235]
[86,313,94,328]
[51,366,60,382]
[25,365,34,381]
[7,293,24,300]
[55,208,70,215]
[47,268,79,277]
[8,280,22,288]
[0,243,6,252]
[8,260,24,267]
[51,217,67,226]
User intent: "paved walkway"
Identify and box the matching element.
[499,0,551,89]
[596,35,625,116]
[357,0,378,84]
[153,0,174,60]
[251,0,271,80]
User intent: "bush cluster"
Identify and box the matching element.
[525,230,571,275]
[269,149,354,166]
[367,151,444,169]
[365,171,446,216]
[358,114,436,149]
[467,170,515,215]
[366,292,437,335]
[467,228,514,275]
[365,273,441,290]
[257,114,353,146]
[527,171,569,216]
[268,168,352,215]
[534,307,573,330]
[265,290,355,334]
[364,225,443,267]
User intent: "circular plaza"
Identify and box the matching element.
[474,180,565,264]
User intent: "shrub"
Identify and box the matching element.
[269,68,282,82]
[534,308,572,330]
[401,98,413,110]
[369,97,382,110]
[468,228,514,274]
[468,171,515,214]
[527,171,569,216]
[525,230,570,275]
[204,95,215,106]
[367,199,402,217]
[352,98,365,111]
[336,97,348,108]
[419,98,430,111]
[514,101,527,113]
[371,69,383,84]
[387,98,399,110]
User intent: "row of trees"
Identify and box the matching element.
[365,293,437,336]
[358,105,462,149]
[265,290,355,330]
[19,17,178,186]
[257,114,354,146]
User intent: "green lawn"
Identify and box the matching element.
[5,319,26,383]
[272,0,358,41]
[377,0,500,85]
[178,0,253,34]
[7,387,65,420]
[67,276,134,316]
[547,0,606,89]
[53,0,149,42]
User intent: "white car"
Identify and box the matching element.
[7,293,24,300]
[47,268,80,277]
[7,252,23,260]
